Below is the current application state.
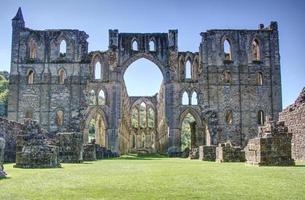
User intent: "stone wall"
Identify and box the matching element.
[0,137,5,177]
[279,87,305,161]
[216,143,245,162]
[199,145,216,161]
[56,132,83,163]
[15,119,60,168]
[0,117,23,162]
[244,119,295,166]
[83,144,96,161]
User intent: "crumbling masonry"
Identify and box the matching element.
[7,8,282,155]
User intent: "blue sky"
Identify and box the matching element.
[0,0,304,107]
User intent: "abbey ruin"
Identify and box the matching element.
[6,8,283,156]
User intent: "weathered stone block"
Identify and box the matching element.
[189,148,199,159]
[216,143,245,162]
[83,144,96,161]
[56,132,83,163]
[199,145,216,161]
[245,119,295,166]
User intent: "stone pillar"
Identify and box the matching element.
[167,128,180,155]
[0,137,6,178]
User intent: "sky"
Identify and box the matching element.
[0,0,305,107]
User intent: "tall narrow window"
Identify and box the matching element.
[94,62,101,80]
[89,90,96,105]
[29,40,37,59]
[224,39,232,60]
[141,133,145,148]
[148,107,155,128]
[98,89,105,105]
[59,40,67,57]
[225,110,233,124]
[191,92,198,105]
[182,92,189,105]
[27,70,34,84]
[56,110,64,127]
[185,60,192,79]
[224,70,232,84]
[132,108,139,128]
[132,40,138,51]
[58,69,65,84]
[257,110,265,125]
[149,40,155,51]
[252,39,260,61]
[25,109,33,119]
[132,134,136,148]
[256,72,263,85]
[139,102,146,128]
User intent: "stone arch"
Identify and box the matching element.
[249,35,264,62]
[57,67,66,84]
[221,35,235,61]
[26,68,35,84]
[83,107,108,145]
[148,37,156,51]
[120,53,167,80]
[179,107,203,128]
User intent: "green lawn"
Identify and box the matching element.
[1,155,305,200]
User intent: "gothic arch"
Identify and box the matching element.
[179,107,203,128]
[120,53,167,79]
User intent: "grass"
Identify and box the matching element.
[0,154,305,200]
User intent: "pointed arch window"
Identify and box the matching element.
[132,134,136,148]
[256,72,263,85]
[149,40,156,51]
[191,92,198,105]
[224,39,232,61]
[29,40,37,59]
[59,40,67,57]
[148,107,155,128]
[132,40,138,51]
[89,90,96,105]
[225,110,233,124]
[94,61,101,80]
[257,110,265,125]
[98,89,106,105]
[224,70,232,84]
[139,102,147,128]
[56,110,64,127]
[27,70,34,84]
[182,92,189,105]
[252,39,260,61]
[58,69,65,84]
[185,60,192,79]
[141,133,145,148]
[132,108,139,128]
[25,109,33,119]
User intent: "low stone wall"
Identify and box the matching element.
[216,143,245,162]
[189,148,199,159]
[83,144,96,161]
[14,120,60,168]
[279,87,305,161]
[199,145,216,161]
[245,120,295,166]
[56,132,83,163]
[0,117,23,162]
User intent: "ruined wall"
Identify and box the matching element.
[8,8,282,154]
[279,87,305,161]
[0,117,23,162]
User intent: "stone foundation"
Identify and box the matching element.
[56,132,83,163]
[83,144,96,161]
[189,148,199,159]
[216,143,245,162]
[14,119,60,168]
[245,119,295,166]
[199,145,216,161]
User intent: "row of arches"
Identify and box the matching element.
[26,68,66,85]
[182,91,198,105]
[130,132,155,149]
[223,38,261,62]
[29,38,67,60]
[179,55,199,81]
[224,110,265,125]
[222,70,264,85]
[88,89,106,105]
[131,102,155,128]
[131,39,156,52]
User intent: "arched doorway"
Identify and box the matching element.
[181,113,196,152]
[84,109,107,147]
